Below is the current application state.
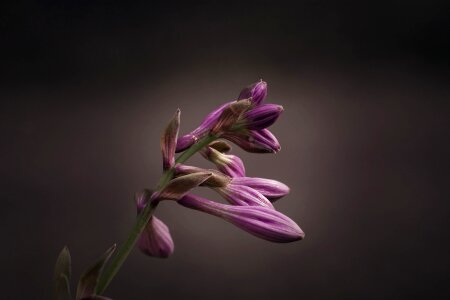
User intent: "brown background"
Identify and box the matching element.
[1,1,449,299]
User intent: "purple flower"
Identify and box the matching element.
[216,184,274,208]
[201,146,246,177]
[178,194,304,243]
[240,104,284,130]
[138,216,174,258]
[176,80,269,152]
[231,177,290,201]
[176,101,231,152]
[222,128,281,153]
[238,80,268,105]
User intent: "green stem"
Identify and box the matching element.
[96,134,217,295]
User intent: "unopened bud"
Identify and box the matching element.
[138,216,174,258]
[179,194,304,243]
[201,146,245,177]
[238,80,268,105]
[222,129,281,153]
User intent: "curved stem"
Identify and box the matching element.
[96,134,217,295]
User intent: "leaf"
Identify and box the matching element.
[53,246,72,300]
[76,244,116,300]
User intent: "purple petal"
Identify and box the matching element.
[238,80,268,105]
[231,177,289,201]
[179,194,304,243]
[222,129,281,153]
[201,146,246,177]
[215,184,274,208]
[176,101,232,152]
[242,104,283,130]
[138,216,174,258]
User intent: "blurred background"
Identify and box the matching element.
[1,1,449,299]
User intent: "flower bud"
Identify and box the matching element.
[161,109,180,170]
[222,128,281,153]
[201,146,245,177]
[175,101,231,152]
[231,177,289,201]
[138,216,174,258]
[216,184,274,208]
[238,80,268,105]
[178,194,304,243]
[241,104,283,130]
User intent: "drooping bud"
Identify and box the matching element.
[161,109,180,170]
[239,104,283,130]
[216,184,274,208]
[238,80,268,105]
[200,146,245,177]
[179,194,304,243]
[138,216,174,258]
[222,128,281,153]
[231,177,290,201]
[175,164,272,208]
[176,101,232,152]
[156,172,212,201]
[175,164,231,187]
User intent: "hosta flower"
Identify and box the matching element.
[176,102,231,152]
[138,216,174,258]
[238,104,283,130]
[215,183,274,208]
[231,177,290,201]
[238,80,268,105]
[222,128,281,153]
[200,145,245,177]
[174,163,289,204]
[176,80,269,152]
[178,194,304,243]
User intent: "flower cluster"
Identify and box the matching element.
[138,80,305,258]
[53,80,305,300]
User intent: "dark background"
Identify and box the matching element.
[1,1,449,299]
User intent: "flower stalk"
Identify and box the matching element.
[95,134,217,295]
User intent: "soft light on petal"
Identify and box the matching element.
[138,216,174,258]
[231,177,289,201]
[179,194,304,243]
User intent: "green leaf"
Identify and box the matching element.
[53,246,72,300]
[76,244,116,300]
